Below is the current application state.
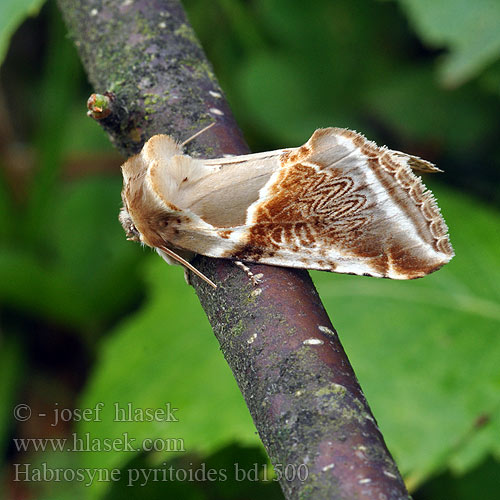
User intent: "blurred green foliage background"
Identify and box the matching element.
[1,0,500,498]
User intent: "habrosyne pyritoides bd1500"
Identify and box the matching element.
[119,127,454,288]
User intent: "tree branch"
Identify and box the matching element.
[57,0,411,498]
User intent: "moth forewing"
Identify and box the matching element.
[119,127,454,284]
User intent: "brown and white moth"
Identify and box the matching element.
[119,127,454,288]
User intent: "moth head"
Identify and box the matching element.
[119,206,141,242]
[119,134,191,249]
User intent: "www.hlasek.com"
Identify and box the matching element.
[13,432,185,453]
[13,462,309,487]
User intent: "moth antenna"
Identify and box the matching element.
[159,245,217,289]
[181,122,216,147]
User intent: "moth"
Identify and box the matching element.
[119,126,454,288]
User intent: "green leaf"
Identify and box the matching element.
[103,444,282,499]
[313,185,500,488]
[44,177,143,328]
[0,167,14,239]
[61,103,116,153]
[77,257,258,499]
[397,0,500,85]
[26,4,84,240]
[235,52,334,144]
[0,336,24,455]
[0,0,45,67]
[361,64,498,152]
[232,0,431,146]
[0,177,143,331]
[415,456,500,500]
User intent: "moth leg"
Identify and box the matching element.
[183,267,192,287]
[158,245,216,288]
[235,261,263,286]
[181,122,215,147]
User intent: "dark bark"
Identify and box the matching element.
[56,0,411,498]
